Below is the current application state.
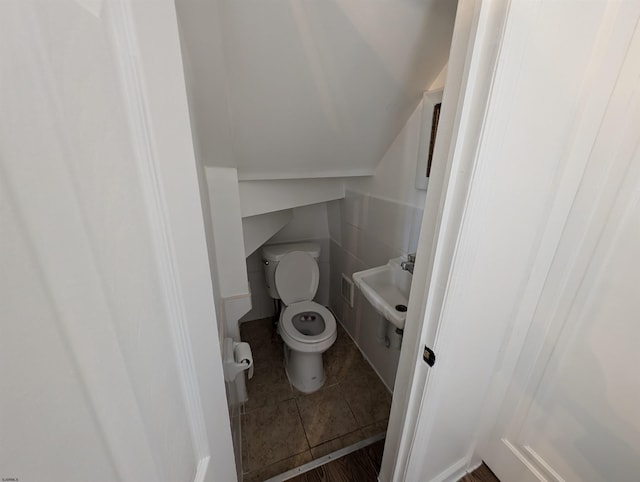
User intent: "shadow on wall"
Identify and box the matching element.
[217,0,458,176]
[240,203,332,323]
[328,190,424,390]
[240,238,331,323]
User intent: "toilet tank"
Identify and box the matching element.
[262,242,321,299]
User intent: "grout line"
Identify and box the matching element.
[245,310,391,478]
[340,383,363,429]
[262,433,386,482]
[268,446,311,470]
[243,447,313,481]
[311,426,360,451]
[244,401,309,471]
[294,397,312,453]
[241,393,296,416]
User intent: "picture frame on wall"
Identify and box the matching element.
[415,89,444,191]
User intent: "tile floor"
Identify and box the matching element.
[240,317,392,482]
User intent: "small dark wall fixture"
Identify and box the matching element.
[427,102,442,177]
[416,89,444,190]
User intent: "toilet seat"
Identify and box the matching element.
[280,301,336,353]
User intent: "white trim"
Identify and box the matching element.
[106,0,210,465]
[500,441,547,481]
[522,445,565,482]
[430,458,473,482]
[193,457,211,482]
[223,292,253,339]
[237,168,375,181]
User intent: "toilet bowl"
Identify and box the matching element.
[280,301,336,393]
[262,245,337,393]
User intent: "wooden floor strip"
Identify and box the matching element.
[459,463,500,482]
[263,434,385,482]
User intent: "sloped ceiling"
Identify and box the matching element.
[176,0,458,180]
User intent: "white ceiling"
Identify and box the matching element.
[176,0,458,180]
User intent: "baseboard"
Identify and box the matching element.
[432,457,473,482]
[223,292,253,339]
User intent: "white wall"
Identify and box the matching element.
[242,209,294,257]
[430,63,448,91]
[347,102,428,208]
[180,0,457,179]
[204,167,250,300]
[325,87,435,389]
[269,202,331,243]
[200,165,246,480]
[202,168,251,439]
[327,192,423,390]
[238,178,344,216]
[196,168,244,482]
[174,0,234,167]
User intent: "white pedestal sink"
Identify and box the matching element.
[352,257,412,329]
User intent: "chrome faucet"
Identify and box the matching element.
[400,253,415,274]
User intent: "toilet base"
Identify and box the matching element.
[284,346,326,393]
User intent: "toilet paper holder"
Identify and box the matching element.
[223,338,254,382]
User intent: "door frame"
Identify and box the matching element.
[112,1,622,481]
[108,1,237,480]
[380,0,510,480]
[142,0,510,479]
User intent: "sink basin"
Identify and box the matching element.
[352,257,412,329]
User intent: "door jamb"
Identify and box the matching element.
[108,1,238,480]
[380,1,510,480]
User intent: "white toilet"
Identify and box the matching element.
[262,242,337,393]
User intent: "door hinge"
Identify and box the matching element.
[423,346,436,367]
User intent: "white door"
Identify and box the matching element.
[384,2,640,481]
[0,1,236,481]
[481,7,640,482]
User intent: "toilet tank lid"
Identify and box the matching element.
[262,242,321,262]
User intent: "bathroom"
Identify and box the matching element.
[7,1,639,481]
[173,0,459,480]
[237,194,425,480]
